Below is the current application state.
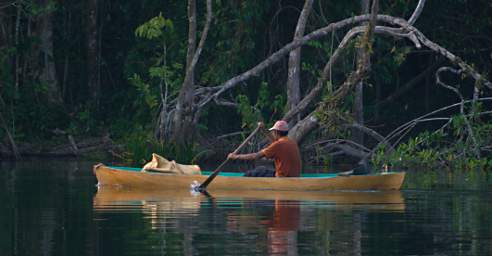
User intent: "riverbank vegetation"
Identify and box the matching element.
[0,0,491,170]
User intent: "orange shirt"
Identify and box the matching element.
[261,137,301,177]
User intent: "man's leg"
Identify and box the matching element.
[244,166,275,177]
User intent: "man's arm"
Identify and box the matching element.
[228,151,265,161]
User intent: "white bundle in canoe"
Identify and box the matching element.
[141,153,201,175]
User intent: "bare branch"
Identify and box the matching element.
[408,0,427,25]
[321,143,368,159]
[372,98,492,160]
[0,0,17,11]
[213,97,238,108]
[387,16,492,90]
[290,15,491,124]
[289,1,379,144]
[343,123,386,143]
[216,131,246,140]
[188,0,213,75]
[283,28,348,122]
[436,66,480,157]
[198,14,382,108]
[194,14,491,149]
[308,139,371,152]
[282,24,419,123]
[436,66,463,95]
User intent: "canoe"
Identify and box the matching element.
[94,164,405,191]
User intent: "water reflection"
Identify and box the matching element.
[93,188,405,255]
[93,188,405,212]
[259,200,299,256]
[2,161,492,256]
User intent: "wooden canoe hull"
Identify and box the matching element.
[94,164,405,191]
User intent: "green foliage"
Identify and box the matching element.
[391,46,412,66]
[372,133,442,171]
[1,0,492,169]
[129,74,158,110]
[200,0,270,85]
[67,106,99,135]
[255,82,270,110]
[124,12,184,132]
[236,82,287,129]
[26,0,57,17]
[372,114,492,172]
[257,81,286,118]
[135,13,174,40]
[236,94,260,129]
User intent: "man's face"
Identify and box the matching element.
[270,130,280,140]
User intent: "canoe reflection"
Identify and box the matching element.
[93,188,404,255]
[93,188,405,211]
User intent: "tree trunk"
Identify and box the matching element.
[87,0,99,105]
[352,0,371,145]
[0,9,5,47]
[14,3,21,93]
[29,0,62,105]
[40,3,61,104]
[289,113,318,143]
[289,1,379,144]
[172,0,197,146]
[172,0,212,146]
[286,0,313,122]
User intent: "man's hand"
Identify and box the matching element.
[228,153,238,160]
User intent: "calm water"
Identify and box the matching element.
[1,160,492,256]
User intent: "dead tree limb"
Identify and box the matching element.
[281,23,420,124]
[370,98,492,162]
[290,0,379,144]
[198,14,491,111]
[308,138,371,153]
[320,143,368,159]
[343,123,386,143]
[291,15,491,144]
[408,0,427,25]
[387,17,492,90]
[197,13,383,109]
[436,66,480,157]
[289,112,318,143]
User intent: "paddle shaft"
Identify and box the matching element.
[197,123,262,191]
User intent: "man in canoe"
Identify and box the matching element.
[228,120,302,177]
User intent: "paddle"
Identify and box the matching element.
[193,122,264,192]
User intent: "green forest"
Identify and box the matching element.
[0,0,491,171]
